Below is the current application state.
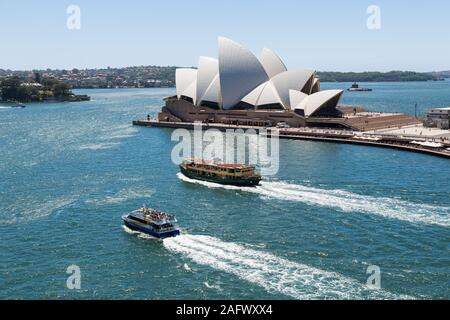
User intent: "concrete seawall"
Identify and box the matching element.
[132,120,450,159]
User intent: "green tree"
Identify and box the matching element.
[34,72,42,84]
[0,77,21,101]
[41,77,59,89]
[53,82,72,97]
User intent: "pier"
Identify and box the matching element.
[133,119,450,159]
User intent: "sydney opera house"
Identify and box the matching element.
[158,37,419,130]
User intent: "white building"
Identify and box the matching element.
[174,37,342,117]
[426,107,450,129]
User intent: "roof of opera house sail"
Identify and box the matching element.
[175,37,343,117]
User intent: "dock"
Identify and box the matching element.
[132,120,450,159]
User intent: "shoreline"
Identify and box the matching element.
[132,120,450,159]
[0,94,90,104]
[70,78,448,90]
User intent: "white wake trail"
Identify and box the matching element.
[177,173,450,227]
[87,187,154,205]
[164,234,411,300]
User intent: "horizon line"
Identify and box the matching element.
[1,65,449,74]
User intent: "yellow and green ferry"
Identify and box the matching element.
[180,158,261,187]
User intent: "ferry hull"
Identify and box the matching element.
[123,220,180,240]
[180,167,261,187]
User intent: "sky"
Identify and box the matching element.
[1,0,449,72]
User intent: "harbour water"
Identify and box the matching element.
[0,83,449,299]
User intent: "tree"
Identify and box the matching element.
[41,77,59,89]
[0,77,21,101]
[34,72,42,84]
[53,82,72,97]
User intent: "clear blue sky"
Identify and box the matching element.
[1,0,449,71]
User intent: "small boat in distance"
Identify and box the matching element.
[180,158,262,187]
[0,102,26,108]
[122,206,180,239]
[347,82,372,92]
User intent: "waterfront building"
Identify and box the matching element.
[158,37,419,131]
[425,107,450,129]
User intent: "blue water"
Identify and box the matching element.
[322,80,450,116]
[0,84,449,299]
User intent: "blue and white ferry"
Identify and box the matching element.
[122,206,180,239]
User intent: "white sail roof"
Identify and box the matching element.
[260,48,288,78]
[271,70,315,109]
[196,56,219,106]
[242,81,284,108]
[289,89,308,108]
[256,82,283,107]
[218,37,269,109]
[241,82,266,105]
[200,74,221,104]
[182,79,197,105]
[176,68,197,99]
[173,37,342,115]
[310,78,320,94]
[295,90,343,117]
[242,71,316,110]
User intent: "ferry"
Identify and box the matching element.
[122,206,180,239]
[180,158,262,187]
[348,82,372,92]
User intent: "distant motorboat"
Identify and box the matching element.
[347,82,372,92]
[0,103,26,109]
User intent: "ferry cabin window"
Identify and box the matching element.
[129,216,147,223]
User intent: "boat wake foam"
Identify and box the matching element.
[79,142,120,150]
[164,234,410,299]
[204,281,222,291]
[183,263,193,272]
[122,225,160,241]
[87,187,154,205]
[177,173,450,227]
[103,124,138,140]
[122,225,141,235]
[78,125,138,152]
[1,196,77,225]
